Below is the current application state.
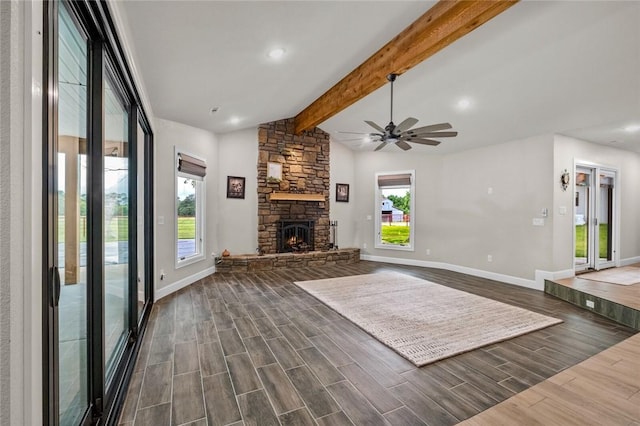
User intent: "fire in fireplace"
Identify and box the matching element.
[277,220,315,253]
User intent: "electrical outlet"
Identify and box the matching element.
[586,300,595,309]
[426,249,431,255]
[363,243,367,249]
[487,255,493,262]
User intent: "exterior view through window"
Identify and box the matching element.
[376,171,415,250]
[176,151,206,266]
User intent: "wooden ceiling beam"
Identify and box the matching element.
[294,0,519,134]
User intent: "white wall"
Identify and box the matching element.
[154,118,219,299]
[329,140,356,248]
[438,134,555,279]
[0,1,42,424]
[217,128,259,254]
[353,150,441,258]
[553,134,640,269]
[353,134,556,284]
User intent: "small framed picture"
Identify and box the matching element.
[227,176,246,199]
[336,183,349,202]
[267,162,282,181]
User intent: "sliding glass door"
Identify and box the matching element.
[103,67,132,382]
[55,4,90,423]
[45,1,154,424]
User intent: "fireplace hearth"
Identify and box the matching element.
[277,220,315,253]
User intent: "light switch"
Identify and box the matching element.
[158,215,164,225]
[366,215,372,220]
[532,218,545,226]
[559,206,567,215]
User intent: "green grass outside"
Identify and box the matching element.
[575,224,609,258]
[57,216,196,242]
[177,217,195,239]
[381,224,410,245]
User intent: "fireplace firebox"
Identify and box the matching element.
[277,220,315,253]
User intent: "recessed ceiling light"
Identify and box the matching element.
[268,48,285,59]
[624,124,640,133]
[456,98,472,110]
[229,116,240,125]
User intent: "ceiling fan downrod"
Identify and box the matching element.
[388,73,397,125]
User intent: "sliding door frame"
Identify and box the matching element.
[43,0,155,424]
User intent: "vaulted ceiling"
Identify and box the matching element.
[118,1,640,154]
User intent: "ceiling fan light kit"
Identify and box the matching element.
[342,73,458,151]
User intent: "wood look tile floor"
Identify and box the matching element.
[118,262,637,426]
[557,263,640,310]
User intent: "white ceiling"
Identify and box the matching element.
[118,1,640,154]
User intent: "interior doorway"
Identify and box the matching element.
[574,165,617,272]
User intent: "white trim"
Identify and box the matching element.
[175,146,206,269]
[374,169,415,251]
[361,254,542,290]
[155,266,215,301]
[620,256,640,267]
[535,269,574,290]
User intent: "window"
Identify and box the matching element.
[176,150,206,266]
[375,170,415,250]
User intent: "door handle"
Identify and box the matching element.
[51,266,61,307]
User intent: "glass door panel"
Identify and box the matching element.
[598,171,615,267]
[103,73,130,380]
[136,121,146,321]
[57,4,90,424]
[574,168,591,270]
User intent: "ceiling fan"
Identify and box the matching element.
[340,73,458,151]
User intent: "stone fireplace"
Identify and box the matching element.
[277,220,315,253]
[257,118,330,254]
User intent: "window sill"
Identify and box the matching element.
[176,253,205,269]
[374,243,414,252]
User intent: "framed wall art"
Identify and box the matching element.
[227,176,246,199]
[336,183,349,202]
[267,162,282,182]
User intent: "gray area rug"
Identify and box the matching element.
[295,272,563,367]
[579,266,640,286]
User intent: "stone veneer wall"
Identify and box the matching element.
[216,249,360,273]
[258,118,330,254]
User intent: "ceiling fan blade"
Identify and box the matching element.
[374,142,387,151]
[404,123,452,134]
[405,131,458,138]
[401,138,441,146]
[365,120,385,133]
[339,138,370,142]
[338,131,369,135]
[395,140,412,151]
[395,117,419,133]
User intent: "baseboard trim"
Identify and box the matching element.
[535,269,574,290]
[620,256,640,267]
[360,254,541,290]
[155,266,216,301]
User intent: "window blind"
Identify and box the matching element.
[177,152,206,177]
[378,173,411,187]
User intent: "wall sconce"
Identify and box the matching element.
[560,169,570,191]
